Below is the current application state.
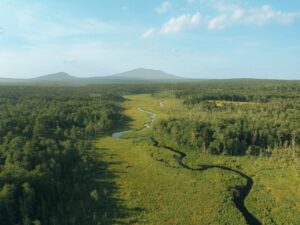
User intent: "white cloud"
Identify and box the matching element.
[161,12,201,34]
[212,2,239,13]
[142,12,201,38]
[141,28,157,38]
[156,1,172,14]
[208,15,228,30]
[191,12,202,24]
[208,4,300,30]
[232,8,244,20]
[246,5,300,26]
[144,2,300,36]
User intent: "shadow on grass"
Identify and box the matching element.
[66,147,142,225]
[65,112,139,224]
[75,99,141,224]
[110,103,133,135]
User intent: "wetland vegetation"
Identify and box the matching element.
[0,80,299,224]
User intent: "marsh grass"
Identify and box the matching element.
[97,94,300,224]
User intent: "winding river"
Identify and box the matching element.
[112,105,261,225]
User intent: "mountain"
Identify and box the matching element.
[33,72,78,82]
[0,68,186,85]
[33,69,181,82]
[106,68,181,81]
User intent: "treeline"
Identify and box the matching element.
[0,89,125,224]
[175,80,300,104]
[154,116,299,156]
[154,81,300,156]
[182,93,296,104]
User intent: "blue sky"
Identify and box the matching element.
[0,0,300,79]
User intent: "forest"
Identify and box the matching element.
[153,80,300,156]
[0,87,125,225]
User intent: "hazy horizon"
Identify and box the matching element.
[0,0,300,80]
[1,68,300,81]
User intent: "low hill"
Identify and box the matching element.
[33,72,78,82]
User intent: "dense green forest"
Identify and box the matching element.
[0,87,125,225]
[154,81,300,156]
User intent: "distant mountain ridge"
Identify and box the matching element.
[0,68,185,85]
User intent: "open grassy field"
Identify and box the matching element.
[97,94,300,225]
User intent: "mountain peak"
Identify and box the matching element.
[108,68,181,80]
[35,72,76,81]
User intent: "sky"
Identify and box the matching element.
[0,0,300,79]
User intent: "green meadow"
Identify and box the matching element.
[97,94,300,225]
